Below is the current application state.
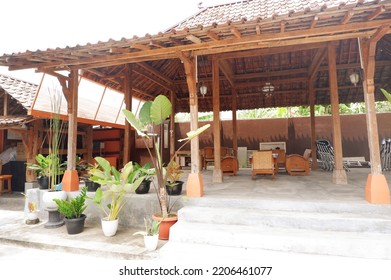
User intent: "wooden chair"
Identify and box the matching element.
[272,149,286,171]
[251,150,276,179]
[0,160,13,195]
[286,149,311,176]
[203,147,214,170]
[221,156,239,176]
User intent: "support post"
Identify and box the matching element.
[212,56,223,182]
[123,64,133,165]
[62,70,79,191]
[327,43,347,184]
[179,52,203,197]
[170,90,176,159]
[232,88,238,153]
[359,36,390,204]
[309,79,318,170]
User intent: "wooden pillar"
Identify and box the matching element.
[212,56,223,182]
[359,35,390,204]
[232,88,238,153]
[85,125,93,164]
[123,64,133,165]
[62,70,79,191]
[309,79,318,170]
[170,90,176,159]
[179,52,203,197]
[327,43,347,184]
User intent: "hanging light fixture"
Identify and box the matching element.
[262,57,274,98]
[349,72,360,87]
[197,55,208,98]
[262,82,275,97]
[199,83,208,97]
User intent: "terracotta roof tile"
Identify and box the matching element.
[0,115,33,128]
[170,0,375,30]
[0,74,38,109]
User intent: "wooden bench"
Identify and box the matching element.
[0,175,12,195]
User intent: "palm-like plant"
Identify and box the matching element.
[122,95,210,218]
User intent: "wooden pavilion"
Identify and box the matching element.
[0,0,390,203]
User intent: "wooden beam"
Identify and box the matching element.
[367,6,385,21]
[137,62,174,86]
[340,10,354,25]
[308,47,327,80]
[207,30,220,41]
[255,25,261,35]
[212,55,223,183]
[186,35,202,44]
[130,43,150,51]
[218,59,235,87]
[327,43,347,184]
[230,26,242,38]
[3,93,9,116]
[280,21,286,33]
[310,15,319,29]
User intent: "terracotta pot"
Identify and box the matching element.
[152,213,178,240]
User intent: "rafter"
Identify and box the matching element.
[308,47,327,80]
[218,59,235,87]
[340,10,354,25]
[231,26,242,38]
[207,30,220,41]
[186,34,202,44]
[367,6,385,21]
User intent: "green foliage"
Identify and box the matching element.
[89,157,145,221]
[122,94,210,217]
[381,88,391,103]
[53,187,88,219]
[133,218,161,236]
[26,153,65,188]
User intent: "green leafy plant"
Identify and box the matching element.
[133,218,162,236]
[26,153,65,186]
[122,94,210,218]
[133,162,156,182]
[380,88,391,103]
[88,157,145,221]
[166,160,183,184]
[53,187,88,219]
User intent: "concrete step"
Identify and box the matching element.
[169,220,391,259]
[178,206,391,233]
[0,210,160,260]
[185,197,391,215]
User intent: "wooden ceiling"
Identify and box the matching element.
[0,0,390,113]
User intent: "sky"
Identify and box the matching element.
[0,0,234,84]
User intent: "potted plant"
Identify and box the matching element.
[81,162,101,192]
[133,218,162,251]
[21,190,39,224]
[26,153,64,190]
[166,160,184,196]
[122,94,210,240]
[134,162,155,194]
[88,157,145,237]
[53,186,88,234]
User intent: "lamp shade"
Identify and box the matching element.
[199,84,208,97]
[349,73,359,86]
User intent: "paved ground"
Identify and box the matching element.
[1,168,390,279]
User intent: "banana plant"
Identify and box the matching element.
[122,95,210,218]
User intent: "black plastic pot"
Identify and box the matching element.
[65,214,86,234]
[135,180,151,194]
[166,181,184,196]
[37,176,49,189]
[84,179,100,192]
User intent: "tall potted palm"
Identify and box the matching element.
[122,95,210,239]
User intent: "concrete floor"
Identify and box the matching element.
[0,167,390,262]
